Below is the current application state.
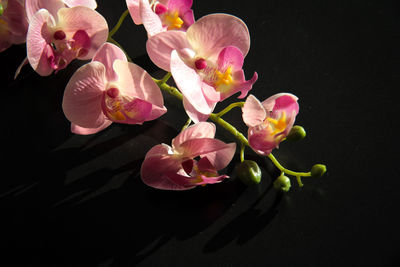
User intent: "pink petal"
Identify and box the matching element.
[171,50,214,115]
[2,0,28,42]
[272,94,299,115]
[248,127,277,156]
[234,71,258,99]
[126,0,142,25]
[25,0,65,22]
[92,42,127,82]
[26,9,55,76]
[63,0,97,9]
[112,60,165,109]
[57,6,108,59]
[62,61,107,129]
[182,96,214,123]
[144,143,173,159]
[179,138,235,159]
[164,172,197,190]
[139,0,163,37]
[146,30,190,71]
[186,13,250,59]
[202,82,221,102]
[261,93,299,113]
[71,120,112,135]
[217,46,244,71]
[172,122,216,151]
[168,0,193,11]
[201,142,236,171]
[242,94,267,127]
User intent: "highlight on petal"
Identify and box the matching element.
[126,0,142,25]
[25,0,65,22]
[92,42,127,82]
[62,61,107,129]
[172,122,216,151]
[71,120,112,135]
[179,138,234,159]
[186,13,250,59]
[261,93,299,114]
[146,30,190,71]
[242,94,266,127]
[63,0,97,9]
[202,142,236,171]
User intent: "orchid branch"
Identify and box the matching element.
[109,9,130,37]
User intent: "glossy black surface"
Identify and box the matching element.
[0,0,398,266]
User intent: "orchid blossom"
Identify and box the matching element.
[242,94,299,155]
[147,13,258,122]
[0,0,28,52]
[62,42,167,135]
[141,122,236,190]
[26,5,108,76]
[126,0,194,36]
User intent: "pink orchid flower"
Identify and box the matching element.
[62,42,167,135]
[0,0,28,52]
[147,13,258,122]
[26,5,108,76]
[242,94,299,155]
[126,0,194,36]
[141,122,236,190]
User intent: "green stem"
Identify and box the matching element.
[109,9,130,37]
[182,118,192,130]
[267,153,311,177]
[107,36,133,62]
[214,102,245,117]
[240,143,245,162]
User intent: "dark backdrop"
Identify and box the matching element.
[1,0,398,266]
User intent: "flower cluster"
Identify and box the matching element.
[1,0,326,191]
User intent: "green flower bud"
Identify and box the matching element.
[0,4,4,16]
[286,125,306,141]
[311,164,327,177]
[273,174,291,192]
[236,160,262,186]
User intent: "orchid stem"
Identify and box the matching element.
[109,9,130,37]
[214,102,245,118]
[240,143,245,162]
[182,118,192,130]
[107,36,133,62]
[267,153,311,178]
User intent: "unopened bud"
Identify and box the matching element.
[273,174,291,192]
[286,125,306,141]
[311,164,326,177]
[236,160,262,186]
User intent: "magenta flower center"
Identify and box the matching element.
[195,58,207,70]
[53,30,66,40]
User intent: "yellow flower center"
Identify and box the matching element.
[215,66,233,87]
[266,111,287,136]
[165,11,183,30]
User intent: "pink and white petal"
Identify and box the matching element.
[57,6,108,59]
[126,0,142,25]
[201,142,236,171]
[26,9,56,76]
[217,46,244,71]
[62,61,107,128]
[182,96,213,123]
[112,60,165,108]
[261,93,298,113]
[172,122,216,151]
[146,105,167,121]
[163,172,197,190]
[179,138,234,159]
[141,154,188,190]
[171,50,214,115]
[71,120,112,135]
[248,127,277,156]
[194,174,227,185]
[146,30,190,71]
[202,82,221,102]
[186,14,250,58]
[92,42,127,82]
[25,0,65,22]
[271,93,299,115]
[144,144,173,159]
[140,0,163,37]
[242,94,266,127]
[63,0,97,9]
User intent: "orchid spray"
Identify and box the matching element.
[3,0,326,192]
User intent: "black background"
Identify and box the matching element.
[0,0,398,266]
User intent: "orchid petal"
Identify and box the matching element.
[62,61,107,129]
[26,9,55,76]
[248,128,276,156]
[186,14,250,59]
[171,50,214,116]
[92,42,127,82]
[126,0,142,25]
[71,120,112,135]
[168,0,193,11]
[2,0,28,42]
[144,143,173,159]
[63,0,97,9]
[202,82,221,102]
[146,30,190,71]
[242,94,267,127]
[25,0,64,22]
[139,0,163,37]
[261,93,299,113]
[179,138,234,159]
[182,96,214,123]
[217,45,244,71]
[57,6,108,59]
[201,142,236,171]
[172,122,216,151]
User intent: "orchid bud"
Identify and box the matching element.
[236,160,262,185]
[273,173,291,192]
[311,164,327,177]
[286,125,306,141]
